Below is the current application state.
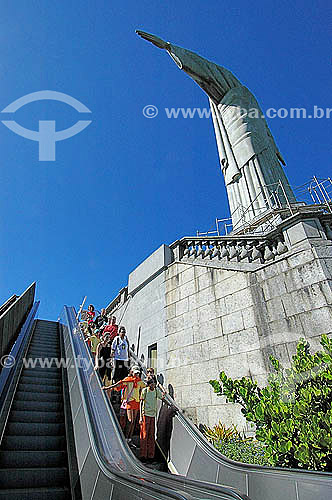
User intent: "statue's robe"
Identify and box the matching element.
[166,44,296,227]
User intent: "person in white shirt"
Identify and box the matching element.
[111,326,129,382]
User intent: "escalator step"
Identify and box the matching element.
[31,340,59,344]
[6,422,65,436]
[20,376,61,387]
[11,400,63,413]
[30,339,59,344]
[32,332,59,342]
[17,383,61,394]
[21,368,61,376]
[1,435,66,451]
[21,370,61,380]
[27,351,60,357]
[34,324,58,328]
[31,329,58,333]
[26,351,61,357]
[25,356,61,362]
[28,345,60,351]
[33,334,59,338]
[15,391,62,402]
[31,340,59,346]
[0,467,68,489]
[0,450,67,468]
[0,486,70,500]
[32,341,59,344]
[32,336,58,339]
[29,339,59,344]
[28,346,60,352]
[9,410,63,423]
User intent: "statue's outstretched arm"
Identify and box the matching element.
[136,30,169,50]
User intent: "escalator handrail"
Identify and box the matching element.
[63,307,197,500]
[63,306,251,500]
[129,345,332,479]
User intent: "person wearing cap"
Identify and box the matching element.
[102,366,145,443]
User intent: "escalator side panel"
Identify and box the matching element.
[187,445,219,483]
[169,410,332,500]
[296,479,332,500]
[73,405,91,474]
[248,473,296,500]
[169,417,196,476]
[89,471,113,500]
[61,325,91,477]
[78,448,101,500]
[217,466,248,494]
[60,322,82,500]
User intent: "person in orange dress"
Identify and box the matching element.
[102,366,145,444]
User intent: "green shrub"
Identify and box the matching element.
[209,335,332,471]
[203,421,269,466]
[215,439,269,466]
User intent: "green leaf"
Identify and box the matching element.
[255,404,265,419]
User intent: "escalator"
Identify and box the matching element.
[2,302,332,500]
[0,320,73,499]
[0,303,250,500]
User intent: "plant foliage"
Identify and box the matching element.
[203,420,243,443]
[215,439,269,466]
[203,421,269,465]
[209,335,332,471]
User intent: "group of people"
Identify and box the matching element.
[81,304,165,462]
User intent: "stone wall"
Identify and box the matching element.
[106,245,171,375]
[165,262,252,429]
[164,235,332,430]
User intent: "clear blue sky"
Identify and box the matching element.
[0,0,330,320]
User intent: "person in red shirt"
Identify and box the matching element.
[102,316,118,342]
[87,304,95,322]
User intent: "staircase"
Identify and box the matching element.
[0,320,72,499]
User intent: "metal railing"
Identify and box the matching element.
[197,177,332,237]
[0,283,36,363]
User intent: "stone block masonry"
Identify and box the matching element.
[164,217,332,431]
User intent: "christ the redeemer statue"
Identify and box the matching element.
[137,30,296,228]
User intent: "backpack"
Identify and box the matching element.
[115,335,129,349]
